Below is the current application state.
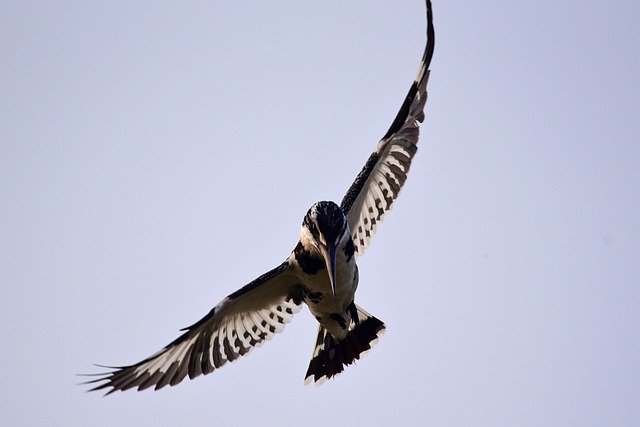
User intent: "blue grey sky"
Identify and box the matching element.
[2,1,639,425]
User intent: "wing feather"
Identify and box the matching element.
[341,0,435,256]
[84,261,303,394]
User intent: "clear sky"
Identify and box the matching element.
[2,1,639,425]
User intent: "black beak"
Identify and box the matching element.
[320,240,338,298]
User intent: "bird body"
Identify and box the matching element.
[84,0,435,394]
[294,201,358,339]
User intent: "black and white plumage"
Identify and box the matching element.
[84,0,434,394]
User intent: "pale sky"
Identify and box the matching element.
[2,1,639,425]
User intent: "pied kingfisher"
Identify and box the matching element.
[85,0,435,394]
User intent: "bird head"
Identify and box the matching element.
[301,201,349,297]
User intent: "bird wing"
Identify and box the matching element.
[84,262,303,394]
[340,0,435,257]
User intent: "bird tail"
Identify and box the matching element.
[304,305,385,385]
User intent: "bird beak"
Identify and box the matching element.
[320,241,338,298]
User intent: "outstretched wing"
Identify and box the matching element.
[340,0,435,257]
[84,262,303,394]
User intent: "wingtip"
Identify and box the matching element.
[425,0,435,68]
[78,364,126,396]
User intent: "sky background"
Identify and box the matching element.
[2,0,639,425]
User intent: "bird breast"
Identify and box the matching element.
[291,238,359,337]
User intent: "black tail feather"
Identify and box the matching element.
[304,306,385,384]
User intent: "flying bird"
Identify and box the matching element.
[85,0,435,394]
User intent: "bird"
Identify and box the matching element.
[84,0,435,394]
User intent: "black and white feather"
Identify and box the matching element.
[341,2,435,256]
[85,263,302,394]
[304,305,385,385]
